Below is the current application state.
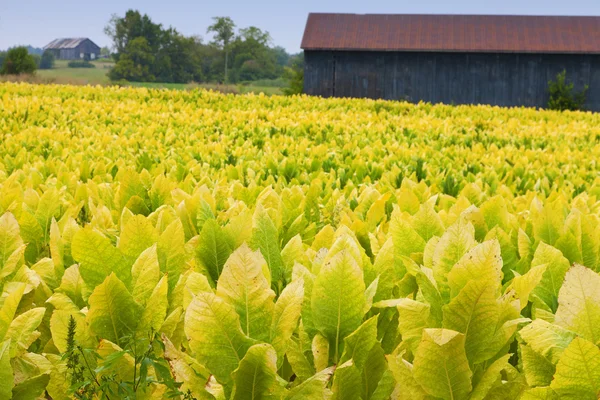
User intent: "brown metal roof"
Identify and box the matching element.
[301,14,600,54]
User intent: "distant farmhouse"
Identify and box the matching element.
[301,14,600,111]
[44,38,101,60]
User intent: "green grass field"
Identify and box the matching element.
[35,60,283,95]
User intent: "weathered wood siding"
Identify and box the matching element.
[50,40,101,60]
[304,50,600,111]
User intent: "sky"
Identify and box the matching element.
[2,0,600,53]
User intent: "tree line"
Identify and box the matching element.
[105,10,303,85]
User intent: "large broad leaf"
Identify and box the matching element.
[6,307,45,357]
[447,240,503,298]
[35,187,61,241]
[230,344,286,400]
[469,355,511,400]
[554,264,600,344]
[185,291,255,388]
[518,319,576,365]
[71,227,129,288]
[432,218,477,300]
[387,349,428,400]
[311,249,366,363]
[216,244,275,342]
[86,273,142,346]
[339,315,379,370]
[520,344,555,387]
[413,329,473,400]
[157,219,186,291]
[411,202,445,242]
[270,278,304,363]
[118,214,158,261]
[138,276,169,334]
[530,242,570,312]
[250,204,284,288]
[0,212,23,269]
[11,373,50,400]
[331,360,361,400]
[285,367,334,400]
[549,337,600,400]
[0,283,26,340]
[508,264,547,311]
[196,218,233,283]
[0,340,13,399]
[130,244,160,305]
[443,280,512,365]
[390,208,426,274]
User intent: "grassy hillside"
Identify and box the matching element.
[35,59,283,94]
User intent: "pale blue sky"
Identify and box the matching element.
[2,0,600,52]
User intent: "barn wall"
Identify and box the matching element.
[304,51,600,111]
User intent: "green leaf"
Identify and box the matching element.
[412,202,444,242]
[432,218,477,300]
[118,214,158,260]
[11,373,50,400]
[339,315,378,370]
[157,219,187,291]
[0,283,26,340]
[312,333,329,372]
[519,387,558,400]
[185,291,255,388]
[387,349,427,400]
[508,264,547,311]
[71,227,129,288]
[216,243,275,342]
[0,212,23,269]
[518,319,576,365]
[197,218,233,283]
[285,367,334,400]
[250,204,284,287]
[270,278,304,363]
[86,273,142,346]
[6,307,45,357]
[413,329,473,400]
[550,337,600,400]
[35,187,61,241]
[311,249,366,363]
[361,344,388,400]
[331,360,361,400]
[447,240,503,298]
[554,264,600,344]
[443,280,510,365]
[130,244,160,305]
[138,276,169,334]
[520,344,555,387]
[0,340,13,399]
[231,343,285,400]
[469,354,510,400]
[390,208,426,273]
[531,242,570,312]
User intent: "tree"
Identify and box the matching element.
[0,46,37,75]
[108,37,155,82]
[547,70,588,111]
[207,17,236,83]
[100,47,111,58]
[283,53,304,95]
[39,51,55,69]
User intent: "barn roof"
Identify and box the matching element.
[301,14,600,54]
[44,38,99,50]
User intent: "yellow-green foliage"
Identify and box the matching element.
[0,82,599,399]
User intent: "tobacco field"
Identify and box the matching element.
[1,82,600,399]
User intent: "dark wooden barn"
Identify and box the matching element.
[43,38,101,61]
[301,14,600,111]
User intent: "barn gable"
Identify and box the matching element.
[301,14,600,110]
[44,38,101,60]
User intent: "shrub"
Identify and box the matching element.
[547,70,588,111]
[39,51,55,69]
[68,60,96,68]
[0,46,37,75]
[282,57,304,96]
